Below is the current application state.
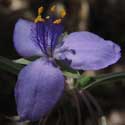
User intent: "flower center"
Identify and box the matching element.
[34,5,66,24]
[33,5,65,57]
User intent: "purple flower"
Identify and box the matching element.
[14,6,121,121]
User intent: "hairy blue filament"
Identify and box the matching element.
[33,14,64,57]
[36,23,45,53]
[36,23,49,56]
[36,21,59,57]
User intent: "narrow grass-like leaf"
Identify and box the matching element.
[83,72,125,90]
[0,56,24,75]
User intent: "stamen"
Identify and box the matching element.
[46,16,50,20]
[50,5,56,12]
[34,6,45,23]
[52,6,66,24]
[53,19,62,24]
[34,16,45,23]
[60,9,66,18]
[34,5,66,24]
[38,6,44,15]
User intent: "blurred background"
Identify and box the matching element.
[0,0,125,125]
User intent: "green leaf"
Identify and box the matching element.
[83,72,125,90]
[0,56,24,75]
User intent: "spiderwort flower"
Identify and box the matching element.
[14,5,121,121]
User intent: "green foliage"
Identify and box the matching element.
[0,56,125,90]
[0,56,24,75]
[0,56,125,125]
[13,58,31,65]
[77,76,95,88]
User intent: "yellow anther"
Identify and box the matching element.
[53,19,62,24]
[50,5,56,12]
[46,16,50,19]
[34,18,39,23]
[34,6,45,23]
[34,16,45,23]
[60,9,66,18]
[38,6,44,15]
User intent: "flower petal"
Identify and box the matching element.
[61,32,121,70]
[15,58,64,121]
[13,19,42,57]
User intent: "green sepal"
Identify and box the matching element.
[13,58,31,65]
[63,71,80,78]
[13,56,40,65]
[77,76,95,88]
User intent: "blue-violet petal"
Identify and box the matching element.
[61,31,121,70]
[15,58,64,121]
[13,19,43,57]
